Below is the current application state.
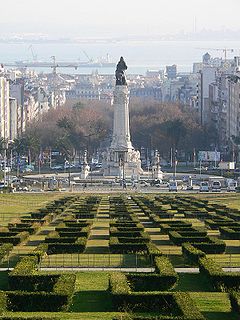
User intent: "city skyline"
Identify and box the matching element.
[0,0,239,38]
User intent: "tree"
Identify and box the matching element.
[160,119,187,149]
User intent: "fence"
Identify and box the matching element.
[39,253,155,270]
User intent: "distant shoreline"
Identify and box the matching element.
[0,38,240,45]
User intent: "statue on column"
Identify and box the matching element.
[115,56,128,85]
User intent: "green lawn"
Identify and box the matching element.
[197,194,240,209]
[190,292,239,320]
[70,272,113,312]
[173,273,214,292]
[0,193,240,320]
[0,193,61,225]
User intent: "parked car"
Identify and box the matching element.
[211,180,221,192]
[169,181,178,192]
[227,181,237,192]
[199,181,209,192]
[139,181,150,187]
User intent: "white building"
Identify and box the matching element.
[0,77,10,139]
[227,74,240,141]
[9,98,18,141]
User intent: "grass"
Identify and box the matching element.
[197,194,240,209]
[0,312,121,319]
[190,292,239,320]
[207,253,240,267]
[172,273,214,292]
[0,192,240,320]
[0,193,61,225]
[70,272,113,312]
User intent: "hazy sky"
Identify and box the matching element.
[1,0,239,37]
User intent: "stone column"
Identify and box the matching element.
[110,85,133,151]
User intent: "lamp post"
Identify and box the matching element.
[174,149,177,181]
[118,151,126,189]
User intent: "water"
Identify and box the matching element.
[1,40,240,74]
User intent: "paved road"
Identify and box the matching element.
[1,267,239,272]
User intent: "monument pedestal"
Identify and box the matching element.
[103,84,143,179]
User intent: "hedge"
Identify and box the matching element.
[146,242,162,257]
[0,231,29,245]
[169,231,211,246]
[199,256,240,291]
[192,237,226,254]
[6,291,69,311]
[47,237,87,254]
[220,227,240,239]
[182,243,205,265]
[9,256,37,277]
[155,256,178,284]
[109,237,148,253]
[30,243,48,262]
[109,273,204,319]
[4,258,76,312]
[0,244,13,262]
[229,291,240,313]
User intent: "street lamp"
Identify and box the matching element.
[118,151,126,189]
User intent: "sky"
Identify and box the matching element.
[0,0,239,38]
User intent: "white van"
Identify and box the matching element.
[169,181,178,192]
[227,181,237,192]
[200,181,209,192]
[211,180,221,192]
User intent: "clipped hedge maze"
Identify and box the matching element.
[65,196,101,219]
[44,219,92,254]
[0,256,76,312]
[109,196,152,253]
[109,271,204,320]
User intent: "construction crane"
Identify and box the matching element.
[196,48,235,61]
[82,50,94,63]
[28,45,38,61]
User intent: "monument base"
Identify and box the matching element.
[102,148,143,179]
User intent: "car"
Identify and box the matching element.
[211,180,221,192]
[139,181,150,187]
[169,181,178,192]
[199,181,209,192]
[227,181,237,192]
[155,183,161,188]
[50,165,63,170]
[0,182,7,189]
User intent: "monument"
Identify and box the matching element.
[103,57,143,179]
[80,150,90,179]
[152,150,163,181]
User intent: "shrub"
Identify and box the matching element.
[109,237,149,254]
[229,291,240,313]
[182,243,205,265]
[154,256,178,289]
[146,242,162,257]
[109,273,204,318]
[0,243,13,262]
[192,237,226,254]
[199,257,240,291]
[169,231,210,246]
